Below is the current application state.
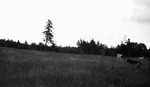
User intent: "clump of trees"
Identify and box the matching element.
[76,38,150,58]
[0,39,42,50]
[116,38,149,58]
[0,38,149,58]
[0,19,149,58]
[0,39,78,53]
[77,39,107,55]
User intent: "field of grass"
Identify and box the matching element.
[0,47,150,87]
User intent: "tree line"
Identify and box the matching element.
[0,39,79,53]
[0,19,149,58]
[77,39,150,58]
[0,38,149,58]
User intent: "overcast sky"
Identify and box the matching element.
[0,0,150,48]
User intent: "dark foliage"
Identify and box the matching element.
[116,38,149,58]
[77,39,108,55]
[77,38,149,57]
[0,39,45,51]
[0,38,149,58]
[42,19,54,51]
[0,39,77,54]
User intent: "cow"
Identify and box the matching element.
[139,57,144,60]
[126,59,143,69]
[117,54,123,60]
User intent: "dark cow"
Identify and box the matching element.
[126,59,143,69]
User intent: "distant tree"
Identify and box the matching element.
[106,46,117,56]
[16,40,21,48]
[148,48,150,58]
[135,43,147,57]
[116,38,148,57]
[30,43,37,50]
[89,39,97,54]
[0,39,5,47]
[97,42,108,55]
[38,42,45,51]
[23,40,29,49]
[77,39,108,55]
[42,19,54,50]
[77,39,87,54]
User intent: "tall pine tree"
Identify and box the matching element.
[43,19,54,50]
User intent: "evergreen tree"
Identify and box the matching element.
[42,19,54,50]
[23,40,29,49]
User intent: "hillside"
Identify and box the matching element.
[0,47,150,87]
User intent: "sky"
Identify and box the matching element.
[0,0,150,48]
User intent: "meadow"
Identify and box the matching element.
[0,47,150,87]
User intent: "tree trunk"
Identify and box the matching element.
[45,40,47,51]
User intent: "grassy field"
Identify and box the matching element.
[0,47,150,87]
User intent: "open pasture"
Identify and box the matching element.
[0,47,150,87]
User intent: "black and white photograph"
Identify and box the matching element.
[0,0,150,87]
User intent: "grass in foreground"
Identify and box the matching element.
[0,47,150,87]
